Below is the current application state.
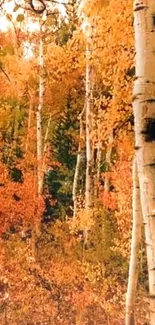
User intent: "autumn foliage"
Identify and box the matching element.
[0,0,149,324]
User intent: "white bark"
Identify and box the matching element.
[85,41,94,210]
[73,108,85,219]
[96,141,102,185]
[133,1,155,323]
[36,28,44,196]
[94,139,102,199]
[25,91,33,155]
[104,131,113,192]
[41,113,52,190]
[126,157,143,325]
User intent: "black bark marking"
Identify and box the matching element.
[129,114,134,126]
[126,66,135,78]
[146,99,155,103]
[132,93,142,102]
[152,14,155,27]
[141,118,155,142]
[144,162,155,167]
[134,146,140,150]
[134,5,148,12]
[142,99,155,104]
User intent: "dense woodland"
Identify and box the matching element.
[0,0,154,324]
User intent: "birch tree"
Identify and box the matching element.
[133,0,155,323]
[36,24,44,196]
[72,108,85,219]
[104,130,113,192]
[25,91,33,155]
[85,38,94,211]
[126,157,143,325]
[94,138,102,199]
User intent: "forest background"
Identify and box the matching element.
[0,0,149,324]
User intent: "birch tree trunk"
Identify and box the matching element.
[94,139,102,199]
[72,108,85,219]
[104,130,113,192]
[133,1,155,323]
[85,41,94,210]
[40,113,52,191]
[25,91,33,155]
[36,27,44,196]
[126,157,143,325]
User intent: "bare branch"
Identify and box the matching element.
[29,0,46,13]
[15,0,75,15]
[0,0,5,8]
[0,66,11,82]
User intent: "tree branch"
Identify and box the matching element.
[29,0,46,14]
[0,66,11,82]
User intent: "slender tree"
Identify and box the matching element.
[104,130,113,192]
[72,107,85,219]
[25,91,33,155]
[133,0,155,323]
[94,138,102,199]
[126,156,143,325]
[85,38,94,211]
[36,23,44,196]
